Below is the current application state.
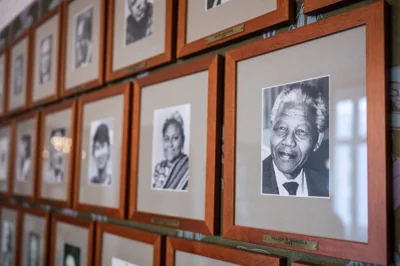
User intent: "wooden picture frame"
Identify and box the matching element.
[0,46,10,117]
[166,237,285,265]
[11,112,41,202]
[49,214,95,266]
[36,100,77,208]
[7,30,32,114]
[0,120,15,196]
[223,1,389,265]
[73,82,131,219]
[0,203,23,266]
[129,55,223,234]
[176,0,292,58]
[20,207,51,266]
[95,222,164,266]
[60,0,106,97]
[29,4,64,107]
[105,0,175,82]
[304,0,363,14]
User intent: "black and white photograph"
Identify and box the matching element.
[62,243,80,266]
[1,220,15,266]
[73,5,93,70]
[261,76,330,198]
[88,118,114,186]
[27,232,40,266]
[0,136,9,181]
[151,104,190,192]
[124,0,153,46]
[39,34,53,85]
[17,134,32,182]
[206,0,232,11]
[13,54,24,96]
[45,128,65,183]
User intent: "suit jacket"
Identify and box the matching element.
[262,155,329,197]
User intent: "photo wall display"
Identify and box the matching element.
[176,0,292,58]
[0,205,22,266]
[37,100,77,208]
[8,32,31,114]
[12,113,40,201]
[49,214,95,266]
[129,55,223,234]
[60,0,106,97]
[106,0,174,82]
[95,222,164,266]
[30,4,63,107]
[0,122,14,196]
[20,208,50,266]
[223,1,388,265]
[166,237,285,265]
[0,48,9,117]
[74,83,131,219]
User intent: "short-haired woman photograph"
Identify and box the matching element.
[151,104,191,191]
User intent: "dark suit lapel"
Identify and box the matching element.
[262,156,279,194]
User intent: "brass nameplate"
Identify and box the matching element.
[151,217,180,227]
[205,24,244,44]
[125,62,147,74]
[263,235,318,251]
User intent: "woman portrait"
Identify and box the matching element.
[151,105,190,191]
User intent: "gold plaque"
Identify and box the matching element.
[125,61,147,74]
[262,235,318,251]
[205,24,244,44]
[151,217,180,227]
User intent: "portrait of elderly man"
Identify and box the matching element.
[39,35,53,85]
[125,0,153,46]
[74,7,93,69]
[262,77,329,197]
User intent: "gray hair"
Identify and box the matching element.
[270,83,329,133]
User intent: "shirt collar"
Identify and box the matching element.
[272,160,308,196]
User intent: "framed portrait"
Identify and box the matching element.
[30,5,63,106]
[12,113,40,201]
[0,122,14,196]
[304,0,363,14]
[12,1,40,41]
[49,214,95,266]
[105,0,174,82]
[0,48,9,116]
[74,83,131,218]
[8,32,31,114]
[129,55,223,234]
[223,1,389,265]
[60,0,106,97]
[20,208,50,266]
[176,0,292,58]
[95,222,164,266]
[0,205,22,266]
[37,100,77,208]
[166,237,285,265]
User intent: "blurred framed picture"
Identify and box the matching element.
[176,0,291,58]
[129,55,223,234]
[166,237,285,265]
[0,47,9,117]
[12,113,40,201]
[223,2,389,265]
[60,0,106,97]
[105,0,174,82]
[8,32,31,114]
[0,204,21,266]
[0,121,13,196]
[30,5,63,106]
[49,214,94,266]
[20,208,50,266]
[95,222,163,266]
[304,0,362,14]
[37,100,77,208]
[74,83,131,218]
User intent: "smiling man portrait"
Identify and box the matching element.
[262,77,330,197]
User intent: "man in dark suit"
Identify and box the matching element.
[262,83,329,197]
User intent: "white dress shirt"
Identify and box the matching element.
[272,161,309,196]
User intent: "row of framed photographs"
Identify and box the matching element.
[0,0,357,117]
[1,204,305,266]
[0,1,390,265]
